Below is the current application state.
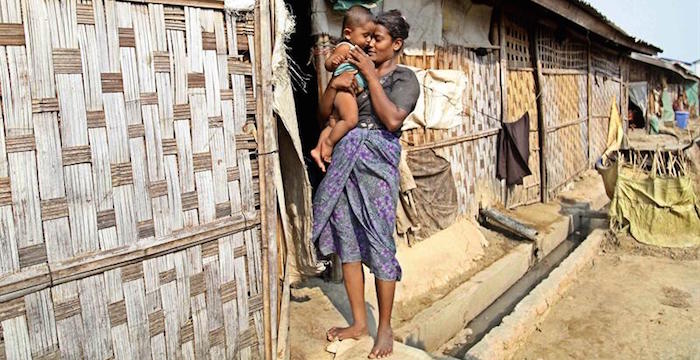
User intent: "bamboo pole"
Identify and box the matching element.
[587,36,593,165]
[530,25,548,203]
[499,10,508,124]
[499,9,509,205]
[254,0,277,359]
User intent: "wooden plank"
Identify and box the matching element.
[254,0,277,357]
[530,25,548,203]
[48,213,255,285]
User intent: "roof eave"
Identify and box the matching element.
[529,0,661,55]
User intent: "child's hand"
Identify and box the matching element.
[331,54,345,67]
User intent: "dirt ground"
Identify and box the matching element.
[513,244,700,360]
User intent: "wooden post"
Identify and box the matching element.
[254,0,277,359]
[587,37,593,165]
[498,10,509,205]
[530,25,548,203]
[499,10,508,123]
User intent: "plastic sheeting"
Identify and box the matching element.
[610,166,700,248]
[311,0,493,50]
[403,69,468,130]
[686,82,699,117]
[629,81,648,117]
[442,1,493,48]
[662,90,675,122]
[384,0,442,49]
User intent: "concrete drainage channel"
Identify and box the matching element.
[441,217,598,358]
[390,188,610,359]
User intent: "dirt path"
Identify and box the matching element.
[513,249,700,359]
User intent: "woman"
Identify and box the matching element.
[312,10,419,359]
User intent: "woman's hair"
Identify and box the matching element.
[375,10,410,44]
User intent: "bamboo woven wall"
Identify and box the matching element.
[0,0,265,358]
[401,47,503,216]
[590,47,622,165]
[541,74,588,195]
[504,18,540,207]
[535,28,590,197]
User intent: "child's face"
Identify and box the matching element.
[345,21,375,49]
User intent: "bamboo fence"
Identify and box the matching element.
[0,0,274,358]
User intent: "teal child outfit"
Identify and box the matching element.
[333,42,367,90]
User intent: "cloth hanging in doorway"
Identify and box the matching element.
[497,112,532,186]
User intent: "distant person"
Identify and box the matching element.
[312,10,420,359]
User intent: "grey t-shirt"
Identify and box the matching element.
[356,65,420,133]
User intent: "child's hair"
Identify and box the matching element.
[342,5,374,31]
[375,9,410,44]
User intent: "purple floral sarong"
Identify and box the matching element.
[312,127,402,281]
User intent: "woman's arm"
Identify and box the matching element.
[348,48,407,132]
[317,71,358,125]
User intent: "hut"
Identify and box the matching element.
[629,53,700,128]
[0,0,303,358]
[0,0,669,358]
[291,0,660,247]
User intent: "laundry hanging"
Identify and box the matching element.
[497,112,532,186]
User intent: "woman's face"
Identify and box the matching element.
[368,24,402,64]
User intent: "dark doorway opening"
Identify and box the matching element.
[627,97,645,129]
[284,0,325,189]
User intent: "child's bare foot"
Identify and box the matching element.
[321,140,334,163]
[368,326,393,358]
[326,323,368,342]
[310,147,326,172]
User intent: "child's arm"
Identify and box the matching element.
[324,43,352,72]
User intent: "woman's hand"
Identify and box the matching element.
[348,47,376,80]
[329,71,359,93]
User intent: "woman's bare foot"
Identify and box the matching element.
[310,148,326,172]
[368,326,393,358]
[326,323,368,342]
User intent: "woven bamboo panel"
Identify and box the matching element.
[536,28,587,70]
[541,74,588,196]
[592,46,621,78]
[0,1,263,358]
[590,75,622,164]
[505,70,541,207]
[504,18,532,69]
[400,47,503,215]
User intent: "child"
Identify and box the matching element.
[311,6,375,172]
